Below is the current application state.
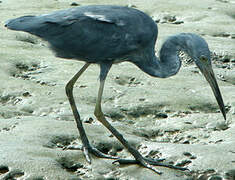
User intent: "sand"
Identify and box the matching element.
[0,0,235,179]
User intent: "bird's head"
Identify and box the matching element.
[195,54,226,120]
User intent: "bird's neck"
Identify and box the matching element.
[133,41,182,78]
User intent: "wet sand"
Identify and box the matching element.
[0,0,235,179]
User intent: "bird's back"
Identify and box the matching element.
[6,5,158,62]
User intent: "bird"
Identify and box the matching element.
[5,5,226,174]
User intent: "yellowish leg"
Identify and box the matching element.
[94,79,162,174]
[66,63,188,173]
[65,63,117,163]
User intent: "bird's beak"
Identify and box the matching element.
[200,65,226,120]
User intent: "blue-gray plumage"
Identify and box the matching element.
[5,5,226,174]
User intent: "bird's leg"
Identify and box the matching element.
[94,79,163,174]
[94,67,188,174]
[114,158,188,171]
[65,63,117,163]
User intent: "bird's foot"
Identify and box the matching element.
[113,157,188,174]
[83,145,118,164]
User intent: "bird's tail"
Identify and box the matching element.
[5,16,39,32]
[5,15,66,39]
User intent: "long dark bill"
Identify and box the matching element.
[202,66,226,120]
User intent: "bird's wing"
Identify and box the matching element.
[41,7,125,27]
[22,6,154,61]
[40,9,141,57]
[81,12,125,26]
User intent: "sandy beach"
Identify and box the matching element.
[0,0,235,179]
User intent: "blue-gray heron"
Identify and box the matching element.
[5,5,226,174]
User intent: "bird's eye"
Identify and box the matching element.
[200,55,207,62]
